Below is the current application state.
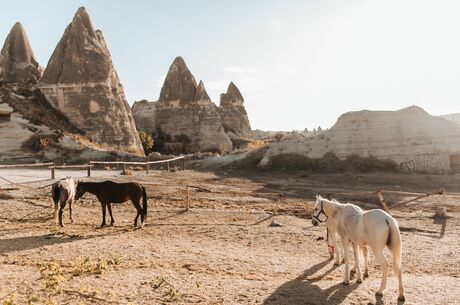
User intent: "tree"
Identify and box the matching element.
[138,131,154,155]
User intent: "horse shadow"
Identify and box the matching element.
[263,259,361,305]
[0,233,92,254]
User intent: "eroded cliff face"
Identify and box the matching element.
[218,82,251,138]
[0,84,114,163]
[132,100,157,134]
[191,81,232,152]
[257,106,460,172]
[154,57,232,153]
[0,22,41,84]
[39,7,143,156]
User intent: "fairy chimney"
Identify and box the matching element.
[218,82,251,138]
[39,7,143,155]
[154,57,232,153]
[0,22,41,84]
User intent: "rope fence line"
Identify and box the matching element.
[0,159,456,214]
[329,188,456,212]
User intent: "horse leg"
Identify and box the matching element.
[374,248,389,296]
[353,244,363,283]
[329,232,341,265]
[363,246,370,278]
[54,202,59,224]
[69,199,74,223]
[100,202,107,227]
[58,201,67,227]
[132,200,141,227]
[342,238,351,285]
[107,203,114,226]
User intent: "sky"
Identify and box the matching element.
[1,0,459,131]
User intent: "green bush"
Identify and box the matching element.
[138,131,154,154]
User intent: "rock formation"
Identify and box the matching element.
[39,7,143,156]
[440,113,460,125]
[0,22,41,84]
[132,100,157,133]
[192,81,232,152]
[154,57,232,153]
[255,106,460,173]
[0,84,115,163]
[218,82,251,138]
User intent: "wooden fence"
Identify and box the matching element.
[0,156,186,179]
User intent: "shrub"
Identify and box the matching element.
[138,131,154,154]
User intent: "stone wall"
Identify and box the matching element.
[400,154,450,173]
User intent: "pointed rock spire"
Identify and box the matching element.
[159,56,197,103]
[39,7,143,155]
[222,82,244,104]
[154,57,232,153]
[194,80,211,102]
[0,22,41,84]
[41,6,111,83]
[218,82,252,138]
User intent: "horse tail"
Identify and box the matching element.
[52,184,61,205]
[142,186,148,220]
[386,216,403,279]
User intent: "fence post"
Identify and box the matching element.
[376,191,389,212]
[87,161,91,177]
[123,162,126,173]
[182,157,185,171]
[51,164,55,179]
[167,161,170,172]
[146,163,149,174]
[185,185,190,210]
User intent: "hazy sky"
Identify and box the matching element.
[1,1,459,131]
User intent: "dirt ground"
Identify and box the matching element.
[0,168,459,305]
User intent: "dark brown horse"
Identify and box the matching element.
[75,181,148,228]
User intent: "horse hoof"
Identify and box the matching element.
[375,291,383,297]
[357,278,363,283]
[364,271,369,278]
[350,268,356,274]
[109,223,114,227]
[334,261,341,266]
[342,281,349,286]
[398,295,405,301]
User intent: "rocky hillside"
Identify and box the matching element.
[200,106,460,173]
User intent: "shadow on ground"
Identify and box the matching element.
[263,259,361,305]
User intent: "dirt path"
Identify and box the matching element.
[0,170,459,304]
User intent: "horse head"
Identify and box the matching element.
[312,194,328,226]
[74,180,85,200]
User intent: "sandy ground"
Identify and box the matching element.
[0,168,459,305]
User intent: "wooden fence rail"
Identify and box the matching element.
[0,156,186,179]
[90,156,186,174]
[0,162,54,169]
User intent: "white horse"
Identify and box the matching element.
[312,195,405,301]
[325,203,370,278]
[51,177,76,227]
